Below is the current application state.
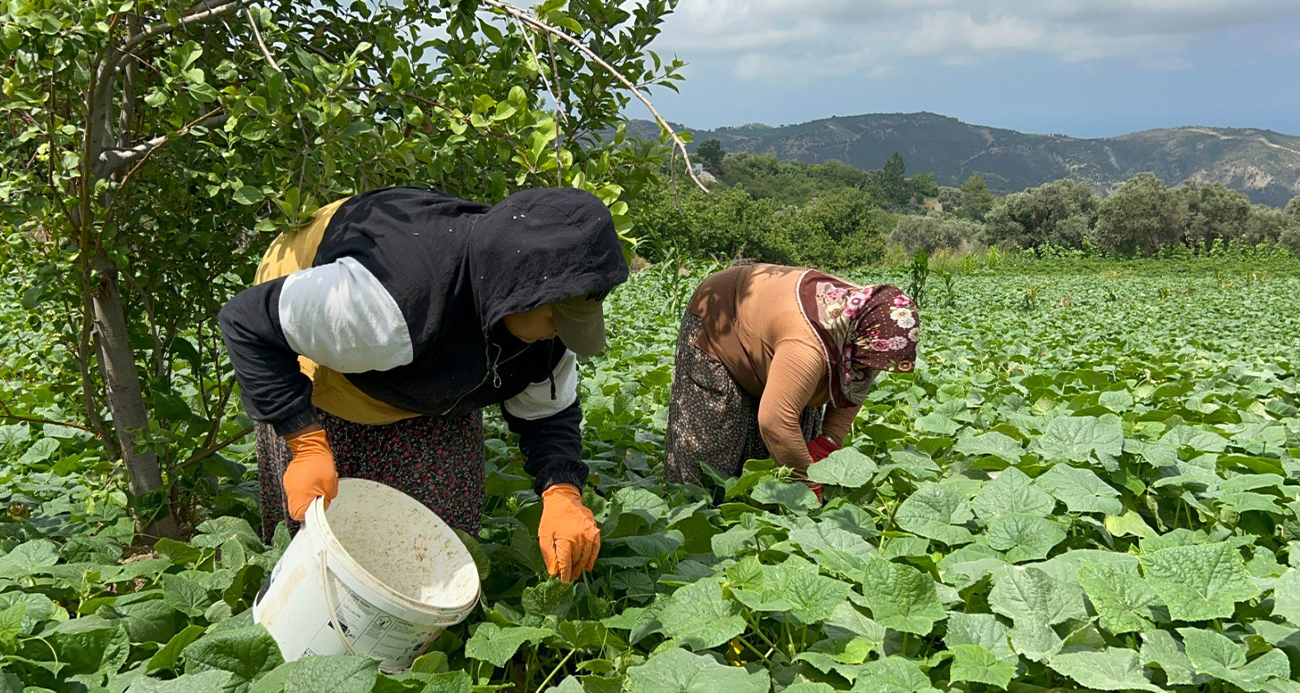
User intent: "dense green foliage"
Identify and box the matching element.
[0,0,681,531]
[4,259,1300,691]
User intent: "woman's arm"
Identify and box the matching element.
[756,343,826,477]
[219,257,416,436]
[501,348,590,494]
[820,403,863,446]
[218,277,319,436]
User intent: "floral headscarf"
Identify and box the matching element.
[797,271,919,408]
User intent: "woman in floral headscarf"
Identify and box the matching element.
[664,264,918,500]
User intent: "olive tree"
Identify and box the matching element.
[1092,173,1185,257]
[0,0,686,534]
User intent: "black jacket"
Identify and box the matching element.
[218,187,628,493]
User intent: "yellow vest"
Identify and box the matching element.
[253,198,420,425]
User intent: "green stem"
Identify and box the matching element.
[534,648,575,692]
[746,614,781,653]
[738,637,771,664]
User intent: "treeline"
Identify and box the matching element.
[638,144,1300,267]
[893,174,1300,258]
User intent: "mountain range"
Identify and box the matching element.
[630,112,1300,206]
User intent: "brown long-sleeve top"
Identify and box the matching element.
[688,264,863,475]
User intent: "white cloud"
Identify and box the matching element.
[652,0,1300,81]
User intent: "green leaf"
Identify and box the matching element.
[1048,647,1162,692]
[788,523,878,565]
[161,573,214,618]
[989,566,1087,626]
[1181,627,1292,691]
[1141,542,1260,621]
[148,625,205,673]
[986,513,1065,563]
[750,480,819,512]
[1160,425,1230,453]
[954,431,1023,463]
[943,612,1015,662]
[183,625,284,683]
[1271,569,1300,625]
[0,602,25,649]
[807,447,878,488]
[1104,510,1157,539]
[1078,564,1161,634]
[1139,629,1200,686]
[104,599,178,644]
[856,558,946,635]
[949,644,1016,689]
[127,670,233,693]
[626,647,769,693]
[464,623,553,668]
[419,671,472,693]
[0,539,59,579]
[893,483,974,545]
[1030,415,1123,465]
[16,438,59,466]
[284,655,378,693]
[849,656,941,693]
[522,580,574,619]
[657,577,745,650]
[971,467,1055,520]
[49,617,130,676]
[232,185,264,206]
[1034,463,1123,515]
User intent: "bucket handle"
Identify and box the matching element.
[310,496,358,656]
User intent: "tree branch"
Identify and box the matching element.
[477,0,708,193]
[245,8,282,72]
[179,425,253,469]
[107,0,254,75]
[95,108,227,180]
[0,400,102,438]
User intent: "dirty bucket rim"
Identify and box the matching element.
[307,479,480,621]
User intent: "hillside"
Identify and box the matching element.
[633,112,1300,206]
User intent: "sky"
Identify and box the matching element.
[639,0,1300,138]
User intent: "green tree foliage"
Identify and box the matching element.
[1179,181,1251,248]
[632,185,891,269]
[984,180,1099,251]
[888,215,983,254]
[716,154,880,205]
[695,139,725,173]
[880,152,908,206]
[1286,195,1300,219]
[907,172,939,201]
[1093,173,1186,257]
[959,174,996,222]
[0,0,682,530]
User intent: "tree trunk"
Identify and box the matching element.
[92,256,159,495]
[90,252,183,539]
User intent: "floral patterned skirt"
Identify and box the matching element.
[255,408,485,543]
[663,311,822,486]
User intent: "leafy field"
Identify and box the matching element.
[3,260,1300,693]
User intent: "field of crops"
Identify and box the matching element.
[3,259,1300,693]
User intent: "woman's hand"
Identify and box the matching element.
[804,435,840,504]
[807,434,840,462]
[283,428,339,521]
[538,484,600,581]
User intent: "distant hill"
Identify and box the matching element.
[629,112,1300,206]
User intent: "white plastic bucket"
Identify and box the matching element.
[253,478,481,673]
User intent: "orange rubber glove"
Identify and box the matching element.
[283,429,339,521]
[538,484,600,582]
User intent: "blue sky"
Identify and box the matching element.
[641,0,1300,138]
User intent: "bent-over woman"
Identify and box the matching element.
[664,264,919,499]
[219,186,627,581]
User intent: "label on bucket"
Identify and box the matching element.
[305,583,439,670]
